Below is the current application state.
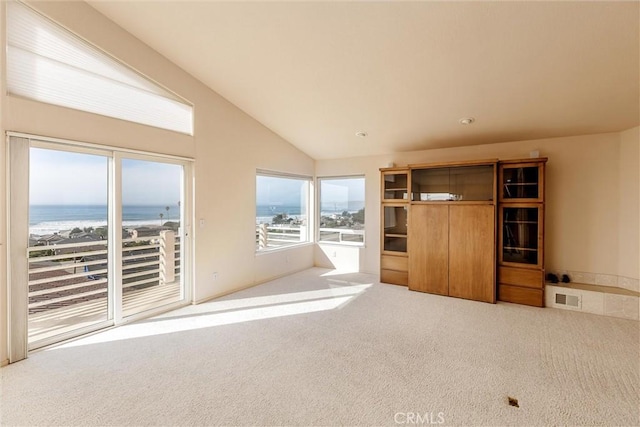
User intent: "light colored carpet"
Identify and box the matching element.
[1,267,638,426]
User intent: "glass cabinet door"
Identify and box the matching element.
[502,207,540,265]
[383,205,408,253]
[383,172,408,201]
[411,168,449,201]
[502,165,540,200]
[411,165,494,201]
[450,165,494,201]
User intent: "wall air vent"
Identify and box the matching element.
[555,293,580,308]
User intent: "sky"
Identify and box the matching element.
[256,175,306,206]
[29,148,182,205]
[30,148,364,209]
[319,178,365,210]
[256,175,365,209]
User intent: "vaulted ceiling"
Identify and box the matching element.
[89,1,639,160]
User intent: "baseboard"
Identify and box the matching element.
[193,281,261,305]
[1,358,9,367]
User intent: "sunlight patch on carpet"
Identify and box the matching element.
[50,285,371,349]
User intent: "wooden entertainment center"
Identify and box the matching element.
[380,157,547,306]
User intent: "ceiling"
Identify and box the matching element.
[88,1,639,160]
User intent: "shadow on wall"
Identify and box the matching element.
[315,244,364,272]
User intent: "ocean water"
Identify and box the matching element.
[29,205,180,235]
[255,204,302,217]
[256,204,303,225]
[30,204,358,234]
[255,204,363,225]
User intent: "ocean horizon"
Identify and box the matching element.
[29,203,364,235]
[29,204,181,235]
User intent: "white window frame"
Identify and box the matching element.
[317,175,366,247]
[255,170,313,253]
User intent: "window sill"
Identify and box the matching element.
[317,241,365,248]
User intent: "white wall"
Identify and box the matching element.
[618,127,640,280]
[316,130,639,282]
[0,1,314,364]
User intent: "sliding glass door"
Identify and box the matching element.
[27,146,112,347]
[121,158,185,318]
[9,135,192,356]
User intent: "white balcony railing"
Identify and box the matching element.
[318,227,364,244]
[256,224,304,249]
[256,224,364,249]
[27,232,181,316]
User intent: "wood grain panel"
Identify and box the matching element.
[408,205,449,295]
[381,255,408,271]
[498,284,544,307]
[381,269,408,286]
[449,205,495,303]
[499,266,543,289]
[409,159,498,169]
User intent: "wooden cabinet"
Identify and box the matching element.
[498,159,547,307]
[380,168,409,286]
[406,161,497,303]
[380,158,548,307]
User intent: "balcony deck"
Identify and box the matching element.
[28,281,182,347]
[27,233,183,349]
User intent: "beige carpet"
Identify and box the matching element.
[1,267,638,426]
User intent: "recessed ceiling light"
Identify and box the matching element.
[355,131,368,138]
[459,117,475,125]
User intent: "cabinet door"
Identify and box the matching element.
[500,163,544,202]
[382,171,409,201]
[449,205,495,303]
[500,205,543,268]
[411,165,494,201]
[382,205,408,254]
[408,205,449,295]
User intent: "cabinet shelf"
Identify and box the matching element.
[385,233,407,238]
[504,246,538,252]
[504,221,538,224]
